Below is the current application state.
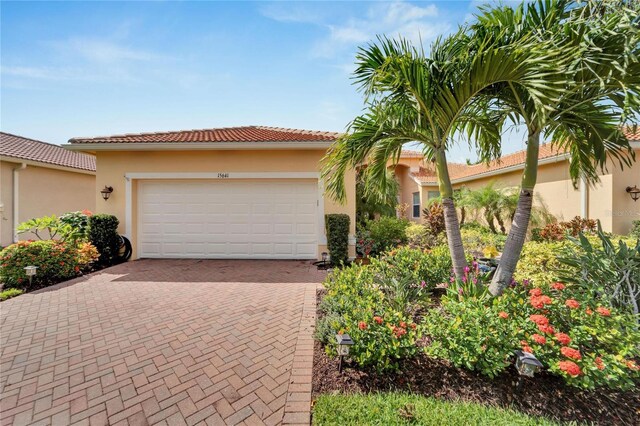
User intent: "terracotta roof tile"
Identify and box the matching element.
[1,132,96,172]
[69,125,340,144]
[400,149,424,158]
[623,125,640,141]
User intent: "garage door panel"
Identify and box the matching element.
[138,180,318,259]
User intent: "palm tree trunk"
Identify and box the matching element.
[435,148,468,278]
[495,212,506,234]
[489,130,540,295]
[460,207,466,226]
[485,210,498,234]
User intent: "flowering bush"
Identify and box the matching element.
[425,279,640,388]
[356,229,377,257]
[460,226,507,256]
[0,240,81,288]
[513,241,565,286]
[316,254,425,370]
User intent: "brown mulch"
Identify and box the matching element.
[313,290,640,425]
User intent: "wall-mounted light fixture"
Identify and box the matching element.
[100,186,114,201]
[626,185,640,202]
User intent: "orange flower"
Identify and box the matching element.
[558,360,582,377]
[499,311,509,319]
[529,315,549,326]
[595,357,605,371]
[531,334,546,345]
[399,322,407,329]
[522,345,534,354]
[529,288,543,297]
[586,308,593,315]
[625,360,639,371]
[537,324,555,335]
[565,299,580,309]
[554,332,571,346]
[596,307,611,317]
[560,347,582,360]
[552,282,566,291]
[358,321,367,330]
[530,295,552,309]
[409,323,417,330]
[373,316,383,325]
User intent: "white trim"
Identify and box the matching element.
[124,172,320,180]
[12,163,27,243]
[125,171,326,259]
[63,141,333,151]
[1,156,95,175]
[580,176,588,219]
[413,153,571,186]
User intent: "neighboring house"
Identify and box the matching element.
[1,132,96,246]
[65,126,356,260]
[393,128,640,235]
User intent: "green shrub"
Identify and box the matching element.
[460,227,507,255]
[630,220,640,239]
[59,210,92,242]
[377,245,452,292]
[513,241,565,286]
[558,226,640,320]
[0,240,80,288]
[365,216,409,256]
[0,288,23,301]
[405,224,444,249]
[89,214,121,265]
[424,280,640,388]
[325,214,350,266]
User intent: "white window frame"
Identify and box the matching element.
[412,192,420,218]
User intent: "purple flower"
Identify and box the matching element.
[523,279,530,286]
[462,276,467,283]
[449,276,455,283]
[458,288,464,295]
[464,266,471,273]
[420,280,426,288]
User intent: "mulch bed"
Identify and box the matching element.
[312,290,640,425]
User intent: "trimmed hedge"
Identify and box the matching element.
[325,214,350,266]
[88,214,121,265]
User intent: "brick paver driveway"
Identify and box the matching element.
[1,260,325,426]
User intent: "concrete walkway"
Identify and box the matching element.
[0,260,324,425]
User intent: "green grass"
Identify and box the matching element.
[0,288,23,301]
[312,393,560,426]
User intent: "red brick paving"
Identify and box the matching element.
[1,260,324,425]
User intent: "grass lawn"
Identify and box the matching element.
[312,393,560,426]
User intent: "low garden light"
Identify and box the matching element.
[514,350,543,377]
[625,185,640,202]
[24,265,38,288]
[322,252,328,263]
[336,333,354,373]
[100,186,114,201]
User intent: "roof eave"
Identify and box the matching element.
[63,141,335,151]
[0,155,96,175]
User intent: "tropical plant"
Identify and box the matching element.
[356,168,399,225]
[16,210,93,243]
[631,220,640,239]
[421,202,445,236]
[321,23,565,278]
[471,0,640,295]
[557,224,640,320]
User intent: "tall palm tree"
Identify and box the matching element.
[470,0,640,295]
[321,28,566,278]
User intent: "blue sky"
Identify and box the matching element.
[1,0,525,162]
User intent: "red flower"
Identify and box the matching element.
[595,357,605,371]
[558,360,582,377]
[81,209,93,216]
[498,311,509,319]
[74,266,80,273]
[373,316,383,325]
[531,334,547,344]
[399,322,407,329]
[552,282,565,291]
[409,323,417,330]
[59,261,65,266]
[393,326,407,338]
[554,332,571,346]
[530,295,552,309]
[529,315,549,326]
[560,347,582,360]
[625,360,639,371]
[565,299,580,309]
[538,324,555,335]
[529,288,543,297]
[522,345,534,354]
[596,307,611,317]
[358,321,367,330]
[586,308,593,315]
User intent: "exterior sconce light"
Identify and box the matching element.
[336,333,354,373]
[100,186,114,201]
[24,265,38,288]
[626,185,640,202]
[514,349,543,378]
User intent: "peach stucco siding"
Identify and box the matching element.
[92,150,356,259]
[0,159,96,246]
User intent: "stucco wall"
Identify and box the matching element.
[93,150,356,259]
[0,160,96,246]
[611,147,640,234]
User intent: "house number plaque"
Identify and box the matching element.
[217,173,230,178]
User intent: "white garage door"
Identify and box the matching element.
[137,180,318,259]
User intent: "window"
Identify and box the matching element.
[412,192,420,218]
[428,190,440,200]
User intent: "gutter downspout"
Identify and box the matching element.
[13,163,27,243]
[580,175,588,219]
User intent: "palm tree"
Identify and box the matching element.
[321,28,566,278]
[470,0,640,295]
[355,167,399,225]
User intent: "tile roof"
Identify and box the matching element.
[69,126,340,144]
[1,132,96,172]
[412,143,567,183]
[623,125,640,141]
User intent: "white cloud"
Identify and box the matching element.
[49,38,166,64]
[263,1,450,58]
